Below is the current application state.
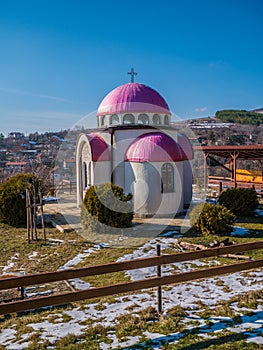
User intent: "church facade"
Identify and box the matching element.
[76,79,193,217]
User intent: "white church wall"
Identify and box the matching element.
[114,128,177,163]
[130,161,184,217]
[130,162,162,216]
[162,128,178,142]
[157,162,184,216]
[157,161,184,216]
[113,161,125,189]
[183,160,193,206]
[113,129,149,162]
[97,132,111,145]
[76,128,192,216]
[124,162,135,195]
[93,161,111,185]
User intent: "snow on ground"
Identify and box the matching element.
[28,251,38,260]
[0,236,262,349]
[0,329,17,346]
[59,244,106,290]
[255,208,263,217]
[2,253,19,273]
[59,244,107,270]
[231,226,250,237]
[28,319,85,344]
[117,237,220,280]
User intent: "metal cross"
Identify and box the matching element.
[128,68,137,83]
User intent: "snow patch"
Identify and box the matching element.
[231,226,250,237]
[2,253,19,273]
[28,251,38,260]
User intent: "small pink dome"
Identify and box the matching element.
[86,133,110,161]
[125,132,185,162]
[178,134,193,160]
[97,83,170,116]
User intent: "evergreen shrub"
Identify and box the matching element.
[0,173,41,226]
[219,188,259,216]
[81,183,133,233]
[190,202,235,236]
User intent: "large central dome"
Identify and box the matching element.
[97,83,171,116]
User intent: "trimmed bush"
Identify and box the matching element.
[190,202,235,236]
[81,183,133,233]
[219,188,259,216]
[0,173,41,227]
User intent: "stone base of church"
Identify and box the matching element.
[134,211,185,219]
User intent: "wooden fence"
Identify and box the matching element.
[54,180,76,195]
[0,241,263,315]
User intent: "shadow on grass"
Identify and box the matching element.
[0,303,72,324]
[176,332,251,350]
[124,311,263,349]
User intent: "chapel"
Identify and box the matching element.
[76,71,193,217]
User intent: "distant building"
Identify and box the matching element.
[5,161,28,170]
[63,159,75,169]
[8,132,25,139]
[252,108,263,114]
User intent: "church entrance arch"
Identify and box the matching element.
[82,162,88,189]
[82,161,92,191]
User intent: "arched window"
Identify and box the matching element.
[138,114,149,125]
[161,163,174,193]
[153,114,161,124]
[101,116,105,127]
[164,115,170,125]
[123,114,135,124]
[111,114,119,125]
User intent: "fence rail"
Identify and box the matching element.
[0,241,262,315]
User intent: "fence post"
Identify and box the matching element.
[219,181,222,194]
[26,189,30,244]
[156,244,162,315]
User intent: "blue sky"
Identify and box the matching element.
[0,0,263,135]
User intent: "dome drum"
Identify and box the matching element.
[97,112,171,128]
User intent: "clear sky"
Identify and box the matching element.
[0,0,263,135]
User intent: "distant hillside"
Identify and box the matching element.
[215,109,263,125]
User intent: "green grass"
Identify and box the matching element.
[0,223,90,274]
[74,246,134,287]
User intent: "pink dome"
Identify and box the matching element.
[178,134,193,160]
[97,83,171,116]
[125,132,185,162]
[86,133,110,161]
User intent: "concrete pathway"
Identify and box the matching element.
[44,194,190,234]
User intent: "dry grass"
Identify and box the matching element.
[0,215,262,349]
